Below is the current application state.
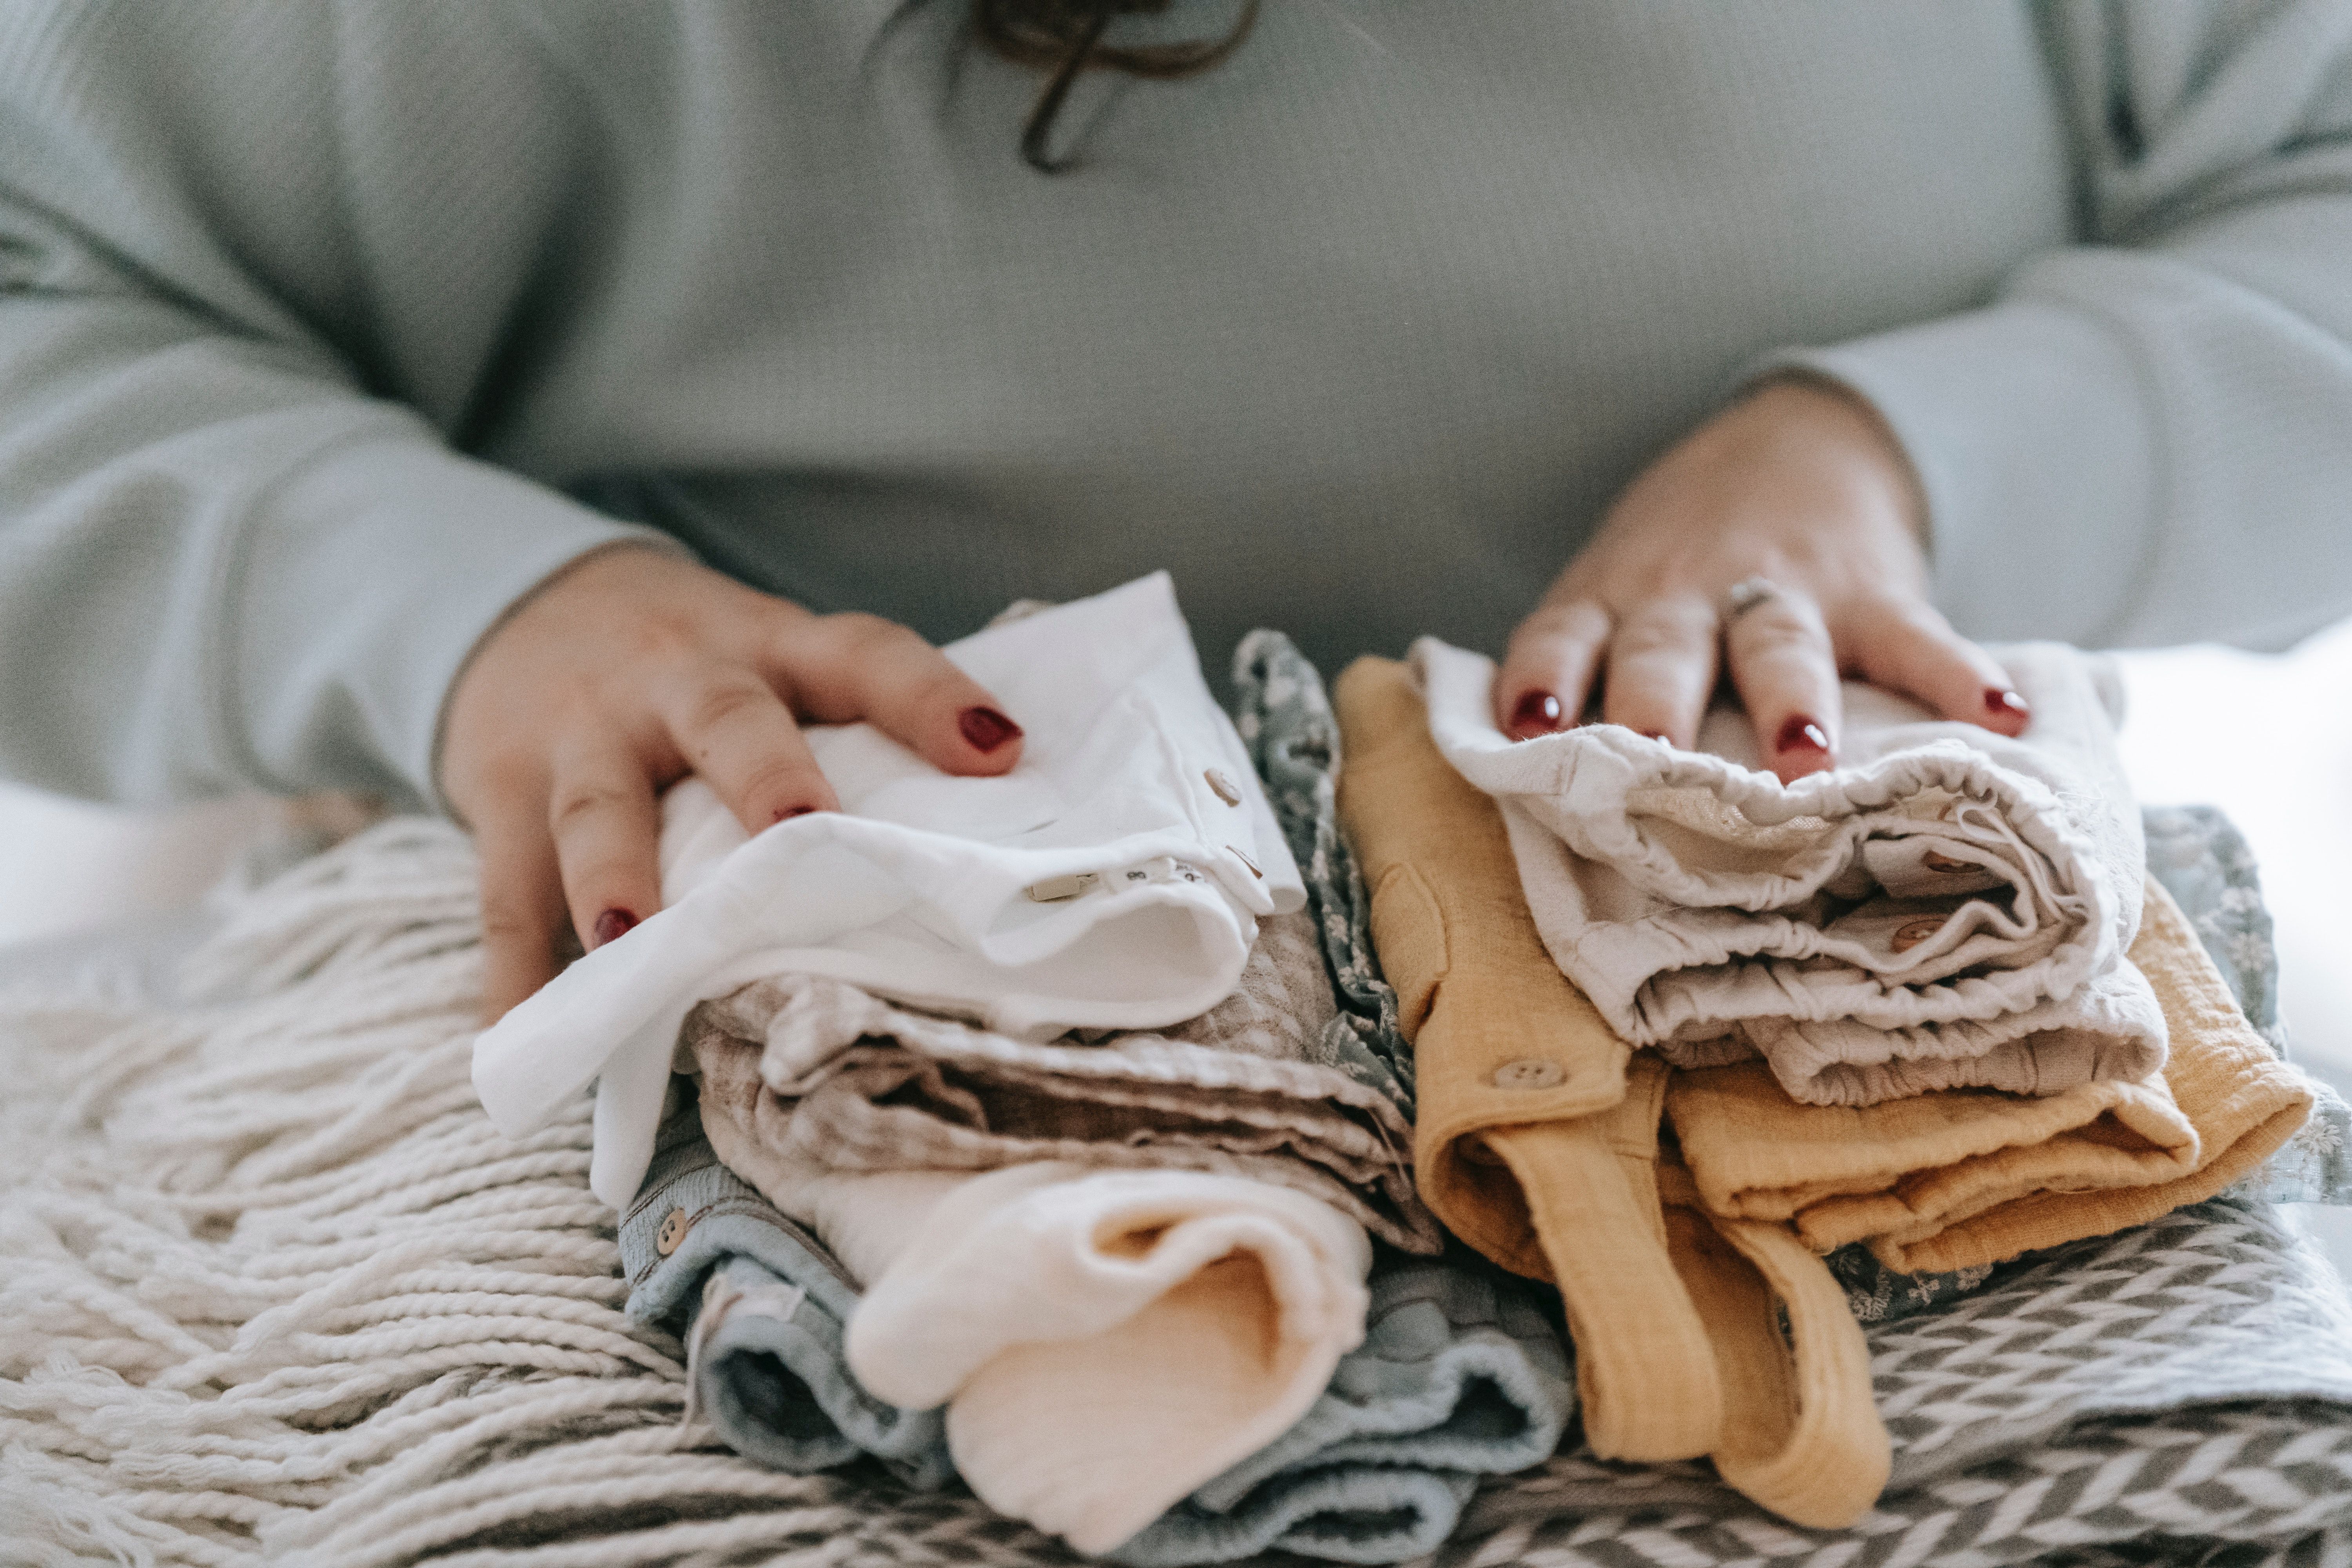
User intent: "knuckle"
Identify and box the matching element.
[547,779,637,835]
[679,671,778,739]
[1613,616,1695,661]
[477,904,545,948]
[736,757,826,813]
[1735,612,1824,662]
[816,611,921,664]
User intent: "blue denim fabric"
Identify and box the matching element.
[619,1104,952,1490]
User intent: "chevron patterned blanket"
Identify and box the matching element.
[1454,1195,2352,1566]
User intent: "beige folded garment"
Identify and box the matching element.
[1416,637,2166,1107]
[682,913,1441,1252]
[1672,876,2311,1275]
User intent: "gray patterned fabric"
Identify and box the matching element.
[1233,631,1414,1113]
[1448,1196,2352,1566]
[2145,804,2352,1208]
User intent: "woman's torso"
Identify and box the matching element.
[275,1,2077,678]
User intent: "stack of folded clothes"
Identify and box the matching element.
[475,577,1573,1564]
[470,575,2352,1563]
[1329,636,2335,1529]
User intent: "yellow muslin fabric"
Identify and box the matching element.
[1668,1045,2202,1261]
[1334,656,1889,1527]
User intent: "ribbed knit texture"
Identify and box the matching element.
[1,2,2347,808]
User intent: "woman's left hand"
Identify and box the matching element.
[1494,377,2031,782]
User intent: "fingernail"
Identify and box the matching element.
[959,706,1023,753]
[591,908,637,949]
[1985,687,2030,721]
[773,804,818,824]
[1776,715,1831,755]
[1508,690,1564,739]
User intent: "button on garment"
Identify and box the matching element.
[1491,1060,1566,1091]
[472,573,1306,1207]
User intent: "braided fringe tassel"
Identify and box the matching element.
[0,819,1051,1568]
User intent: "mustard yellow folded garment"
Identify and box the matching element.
[1670,877,2309,1276]
[1668,1040,2201,1259]
[1335,656,1887,1528]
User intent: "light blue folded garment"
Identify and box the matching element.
[1108,1257,1572,1565]
[619,1104,953,1490]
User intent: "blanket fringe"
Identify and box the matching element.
[0,819,1056,1567]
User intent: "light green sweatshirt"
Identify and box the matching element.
[0,2,2347,812]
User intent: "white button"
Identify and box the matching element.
[1025,872,1100,903]
[1226,844,1263,879]
[1491,1058,1565,1091]
[1204,768,1243,807]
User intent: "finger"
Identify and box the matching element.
[1840,597,2031,737]
[773,612,1025,776]
[662,666,840,835]
[1724,587,1843,783]
[1497,599,1611,739]
[547,739,665,954]
[474,797,568,1024]
[1599,596,1718,748]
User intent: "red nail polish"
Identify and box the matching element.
[1777,716,1831,755]
[591,908,637,949]
[959,706,1023,753]
[1509,690,1564,737]
[1985,687,2030,721]
[773,804,817,824]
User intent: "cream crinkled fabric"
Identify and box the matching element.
[473,573,1304,1206]
[1414,637,2163,1106]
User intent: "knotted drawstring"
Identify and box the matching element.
[972,0,1261,172]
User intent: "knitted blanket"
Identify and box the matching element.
[3,793,2348,1564]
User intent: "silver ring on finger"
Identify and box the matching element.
[1722,575,1780,622]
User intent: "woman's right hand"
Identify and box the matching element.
[439,546,1026,1021]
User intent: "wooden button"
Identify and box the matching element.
[1491,1058,1565,1091]
[655,1207,691,1257]
[1892,918,1945,953]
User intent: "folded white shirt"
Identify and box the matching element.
[474,573,1306,1205]
[1416,637,2165,1106]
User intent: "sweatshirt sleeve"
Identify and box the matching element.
[1764,0,2352,653]
[0,2,673,811]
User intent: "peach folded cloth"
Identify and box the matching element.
[1414,637,2163,1107]
[1334,656,1888,1530]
